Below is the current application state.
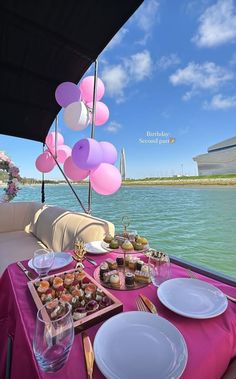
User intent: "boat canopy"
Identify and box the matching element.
[0,0,143,143]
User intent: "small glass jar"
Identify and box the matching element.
[148,250,171,287]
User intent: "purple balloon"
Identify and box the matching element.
[72,138,103,170]
[55,82,81,108]
[100,141,118,164]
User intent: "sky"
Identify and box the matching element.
[1,0,236,179]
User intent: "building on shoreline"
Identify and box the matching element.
[119,147,126,180]
[193,136,236,176]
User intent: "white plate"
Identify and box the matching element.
[100,241,113,251]
[85,241,108,254]
[158,278,228,319]
[28,252,73,271]
[94,311,188,379]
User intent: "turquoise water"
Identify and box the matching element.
[13,184,236,277]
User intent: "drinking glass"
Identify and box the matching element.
[33,302,74,372]
[32,249,55,278]
[148,250,171,287]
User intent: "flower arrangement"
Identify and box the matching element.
[0,151,20,202]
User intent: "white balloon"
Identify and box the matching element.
[63,101,90,131]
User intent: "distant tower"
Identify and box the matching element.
[119,147,126,180]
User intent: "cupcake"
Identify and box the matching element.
[136,260,144,271]
[110,274,120,288]
[100,262,109,279]
[52,277,63,290]
[125,272,135,287]
[106,258,118,270]
[121,240,133,251]
[116,256,124,266]
[109,239,119,249]
[133,242,144,251]
[103,233,114,243]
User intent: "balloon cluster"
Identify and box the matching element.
[35,76,121,196]
[35,132,71,173]
[56,77,109,131]
[70,138,121,195]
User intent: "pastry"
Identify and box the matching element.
[103,233,114,243]
[103,270,118,283]
[52,277,64,290]
[121,240,133,251]
[128,257,138,270]
[109,239,119,249]
[116,256,124,266]
[37,280,50,293]
[125,254,132,266]
[64,273,75,286]
[125,272,135,287]
[133,242,144,251]
[136,260,144,271]
[86,300,99,313]
[110,274,120,288]
[141,264,149,273]
[106,258,118,270]
[134,270,150,283]
[99,262,109,279]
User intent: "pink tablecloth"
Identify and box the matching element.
[0,253,236,379]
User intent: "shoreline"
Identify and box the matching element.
[1,178,236,187]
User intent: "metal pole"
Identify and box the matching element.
[55,116,58,159]
[46,144,88,214]
[88,59,98,214]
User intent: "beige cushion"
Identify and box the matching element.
[0,231,46,274]
[0,201,44,233]
[34,206,115,251]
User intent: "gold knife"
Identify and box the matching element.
[17,261,33,280]
[140,294,158,314]
[82,332,94,379]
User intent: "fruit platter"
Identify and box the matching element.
[28,267,123,332]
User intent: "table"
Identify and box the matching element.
[0,253,236,379]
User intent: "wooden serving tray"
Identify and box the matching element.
[28,268,123,333]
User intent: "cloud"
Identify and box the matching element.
[124,50,152,81]
[230,52,236,65]
[104,121,122,133]
[134,0,159,44]
[105,28,128,50]
[157,54,181,70]
[193,0,236,47]
[101,50,153,102]
[203,94,236,109]
[169,62,233,100]
[101,64,129,102]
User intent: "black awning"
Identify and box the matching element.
[0,0,143,143]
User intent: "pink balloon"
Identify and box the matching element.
[45,132,64,149]
[72,138,103,170]
[87,101,109,126]
[46,145,72,164]
[64,156,89,181]
[64,101,90,131]
[90,163,122,195]
[80,76,105,103]
[55,82,81,107]
[35,152,55,173]
[100,141,118,164]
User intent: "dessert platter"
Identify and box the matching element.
[94,234,152,291]
[28,266,123,332]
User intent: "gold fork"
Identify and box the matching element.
[136,296,149,312]
[187,269,236,303]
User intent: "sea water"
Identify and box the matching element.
[14,184,236,277]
